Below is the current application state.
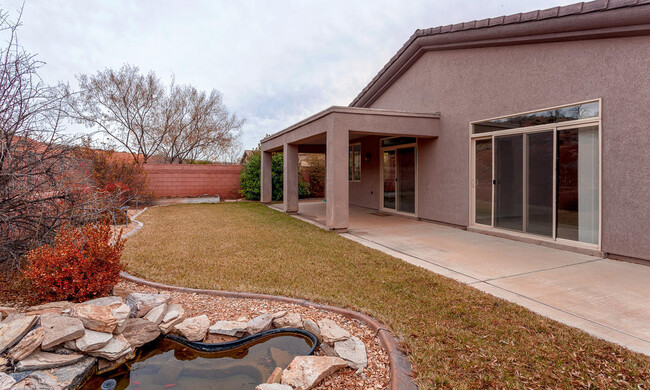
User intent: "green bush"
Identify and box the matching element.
[240,150,310,201]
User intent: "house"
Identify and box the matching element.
[259,0,650,264]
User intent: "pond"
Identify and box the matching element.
[79,331,316,390]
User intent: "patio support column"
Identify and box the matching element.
[326,128,349,231]
[260,151,272,204]
[283,143,299,214]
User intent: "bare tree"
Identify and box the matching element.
[0,9,124,271]
[158,84,244,164]
[67,64,165,163]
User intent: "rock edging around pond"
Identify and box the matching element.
[120,271,417,390]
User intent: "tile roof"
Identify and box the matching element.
[350,0,650,107]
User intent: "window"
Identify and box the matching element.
[349,143,361,181]
[471,100,600,246]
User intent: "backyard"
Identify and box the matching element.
[123,202,650,389]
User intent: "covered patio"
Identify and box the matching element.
[270,201,650,356]
[259,106,439,231]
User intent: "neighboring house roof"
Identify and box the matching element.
[351,0,650,107]
[239,150,255,164]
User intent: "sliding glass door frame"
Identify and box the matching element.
[469,99,602,250]
[380,139,418,216]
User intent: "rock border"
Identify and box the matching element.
[120,271,416,390]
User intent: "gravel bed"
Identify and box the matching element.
[116,280,390,389]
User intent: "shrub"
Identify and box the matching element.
[22,220,125,302]
[240,150,310,201]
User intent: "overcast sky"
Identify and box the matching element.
[4,0,577,152]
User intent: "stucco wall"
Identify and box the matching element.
[144,164,242,199]
[349,136,381,209]
[362,36,650,260]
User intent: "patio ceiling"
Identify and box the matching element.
[260,106,440,153]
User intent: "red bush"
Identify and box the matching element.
[23,220,125,302]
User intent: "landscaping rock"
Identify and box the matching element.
[143,303,167,325]
[121,318,160,348]
[266,367,283,384]
[110,303,131,334]
[281,356,347,390]
[7,327,44,362]
[302,319,322,343]
[83,296,123,306]
[74,330,113,352]
[24,301,73,316]
[319,342,337,357]
[96,350,135,374]
[204,334,238,344]
[0,357,8,372]
[256,384,292,390]
[158,304,185,335]
[272,311,288,319]
[0,373,15,390]
[270,347,293,368]
[209,320,247,337]
[126,293,170,318]
[334,336,367,370]
[40,314,85,350]
[63,340,80,351]
[173,315,210,342]
[70,304,117,333]
[14,351,84,372]
[273,312,302,329]
[317,318,350,345]
[12,356,95,390]
[0,315,38,354]
[245,313,274,335]
[87,334,132,361]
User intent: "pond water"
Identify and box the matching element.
[79,333,314,390]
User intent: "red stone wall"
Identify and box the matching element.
[143,164,242,199]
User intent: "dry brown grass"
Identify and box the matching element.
[123,203,650,389]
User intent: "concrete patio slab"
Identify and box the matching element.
[271,201,650,356]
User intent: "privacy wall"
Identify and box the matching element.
[143,164,242,199]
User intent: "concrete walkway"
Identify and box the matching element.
[271,201,650,356]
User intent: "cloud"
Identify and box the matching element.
[4,0,579,150]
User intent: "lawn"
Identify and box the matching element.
[123,203,650,389]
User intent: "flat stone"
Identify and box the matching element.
[83,296,123,306]
[7,327,44,361]
[87,334,133,361]
[158,304,185,335]
[266,367,283,384]
[281,356,347,390]
[209,320,247,337]
[63,340,80,351]
[40,314,85,350]
[204,334,238,344]
[273,312,303,329]
[319,342,337,357]
[270,347,293,368]
[75,330,113,352]
[0,315,38,354]
[12,356,96,390]
[14,351,84,372]
[245,313,274,335]
[24,301,73,316]
[0,357,8,373]
[111,303,130,334]
[317,319,350,345]
[302,319,322,343]
[334,336,367,370]
[143,303,167,325]
[256,384,292,390]
[126,293,171,318]
[121,318,160,348]
[96,350,135,374]
[70,304,117,333]
[174,315,210,342]
[0,373,15,390]
[272,311,288,319]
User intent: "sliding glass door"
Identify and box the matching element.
[382,143,416,214]
[471,101,600,246]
